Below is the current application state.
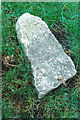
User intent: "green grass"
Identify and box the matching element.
[2,2,79,119]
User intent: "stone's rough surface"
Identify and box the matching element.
[16,13,77,98]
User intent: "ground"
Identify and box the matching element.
[2,2,80,119]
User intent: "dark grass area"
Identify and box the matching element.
[2,2,79,119]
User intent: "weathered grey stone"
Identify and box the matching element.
[16,13,77,99]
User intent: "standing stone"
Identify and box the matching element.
[16,13,77,99]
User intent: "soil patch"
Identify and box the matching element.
[50,22,70,51]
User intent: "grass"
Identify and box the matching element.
[2,2,79,119]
